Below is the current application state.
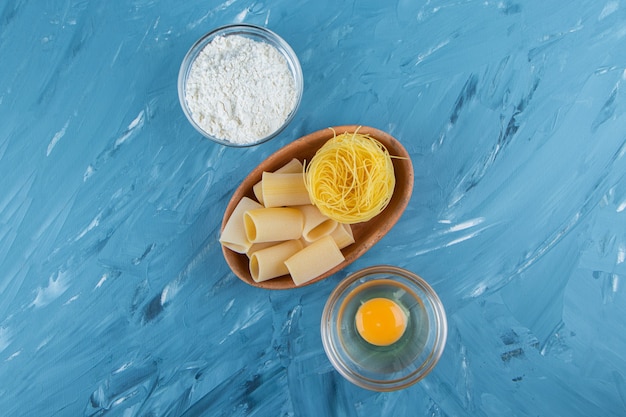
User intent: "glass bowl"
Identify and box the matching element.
[321,265,447,391]
[178,24,303,147]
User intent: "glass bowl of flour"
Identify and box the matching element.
[178,24,303,147]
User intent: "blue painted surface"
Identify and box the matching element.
[1,0,625,415]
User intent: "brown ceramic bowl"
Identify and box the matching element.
[220,125,414,289]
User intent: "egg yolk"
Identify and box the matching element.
[355,297,407,346]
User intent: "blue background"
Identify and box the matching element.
[1,1,625,416]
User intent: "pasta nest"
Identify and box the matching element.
[304,131,395,224]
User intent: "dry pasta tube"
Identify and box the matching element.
[253,158,304,205]
[329,222,355,249]
[249,240,303,282]
[275,158,304,174]
[246,241,278,256]
[262,172,311,208]
[244,207,303,243]
[285,235,345,286]
[298,236,312,248]
[252,182,264,206]
[220,197,263,253]
[296,205,338,242]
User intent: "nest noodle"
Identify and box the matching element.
[304,130,395,224]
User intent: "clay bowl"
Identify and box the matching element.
[220,125,414,289]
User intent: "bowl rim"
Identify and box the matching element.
[177,23,304,147]
[321,264,448,391]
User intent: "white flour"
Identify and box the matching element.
[185,34,298,145]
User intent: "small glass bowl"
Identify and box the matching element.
[178,24,303,147]
[321,265,447,391]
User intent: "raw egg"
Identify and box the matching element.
[355,297,407,346]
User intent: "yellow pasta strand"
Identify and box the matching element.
[304,130,395,224]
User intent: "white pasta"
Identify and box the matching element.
[253,158,304,205]
[249,240,303,282]
[297,205,338,242]
[246,240,278,256]
[275,158,304,174]
[262,172,311,207]
[252,181,265,206]
[329,222,355,249]
[220,196,263,253]
[284,235,345,286]
[244,207,303,243]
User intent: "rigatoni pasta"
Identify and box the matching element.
[244,207,303,243]
[253,158,304,205]
[274,158,304,174]
[219,197,263,253]
[246,241,277,256]
[329,222,355,249]
[262,172,311,207]
[252,182,264,206]
[284,235,345,286]
[297,204,338,242]
[249,240,303,282]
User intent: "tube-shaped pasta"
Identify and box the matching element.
[275,158,304,174]
[220,197,263,253]
[246,241,278,256]
[262,172,311,208]
[296,205,338,242]
[249,240,304,282]
[285,235,345,286]
[253,158,304,205]
[252,181,264,206]
[244,207,303,243]
[329,222,355,249]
